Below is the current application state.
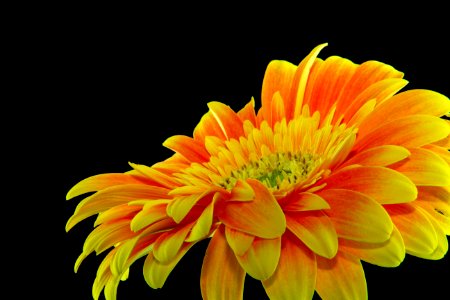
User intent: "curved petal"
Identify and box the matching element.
[340,145,410,168]
[282,192,330,212]
[163,135,210,163]
[286,211,338,259]
[339,225,405,267]
[207,101,244,140]
[262,234,316,300]
[200,226,245,300]
[193,111,227,142]
[219,179,286,239]
[316,251,367,300]
[318,189,393,243]
[225,227,255,256]
[321,166,417,204]
[236,236,281,280]
[237,97,257,125]
[129,163,181,188]
[152,223,194,263]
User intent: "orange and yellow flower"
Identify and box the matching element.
[66,43,450,300]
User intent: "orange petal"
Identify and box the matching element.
[153,223,194,263]
[163,135,210,163]
[193,111,227,142]
[384,203,438,257]
[321,166,417,204]
[219,179,286,239]
[316,251,367,300]
[270,91,286,126]
[130,201,170,232]
[261,59,297,123]
[282,192,330,212]
[224,227,255,256]
[318,189,393,243]
[66,173,149,200]
[423,144,450,165]
[129,162,181,188]
[415,186,450,234]
[143,243,194,289]
[230,179,255,201]
[207,101,244,140]
[94,203,142,226]
[185,194,218,242]
[340,145,410,168]
[237,97,257,126]
[166,189,215,223]
[286,210,338,259]
[390,148,450,186]
[339,225,405,267]
[200,225,245,300]
[262,235,316,300]
[236,236,281,280]
[354,115,450,151]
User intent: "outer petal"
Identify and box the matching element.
[316,251,367,300]
[163,135,210,163]
[237,97,257,125]
[219,179,286,239]
[282,192,330,212]
[200,226,245,300]
[235,237,281,280]
[262,235,316,300]
[339,225,405,267]
[207,101,244,140]
[321,166,417,204]
[225,227,255,256]
[152,222,194,263]
[318,189,393,243]
[340,145,410,168]
[286,211,338,259]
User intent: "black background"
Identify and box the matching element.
[47,9,450,300]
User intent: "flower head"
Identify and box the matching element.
[66,43,450,300]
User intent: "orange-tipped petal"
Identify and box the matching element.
[166,189,215,223]
[185,195,218,242]
[200,226,245,300]
[286,210,338,259]
[230,179,255,201]
[193,111,227,142]
[390,148,450,186]
[340,145,410,168]
[318,189,393,243]
[237,97,257,126]
[339,225,405,267]
[129,162,181,188]
[225,227,255,256]
[262,235,316,300]
[270,91,286,126]
[321,166,417,204]
[219,179,286,239]
[207,101,244,140]
[316,251,367,300]
[235,237,281,280]
[385,203,438,257]
[153,223,194,263]
[163,135,210,163]
[282,192,330,212]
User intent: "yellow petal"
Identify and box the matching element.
[339,225,405,267]
[224,227,255,256]
[390,148,450,186]
[219,179,286,239]
[236,237,281,280]
[415,186,450,234]
[286,210,338,259]
[316,251,368,300]
[207,101,244,140]
[130,202,169,232]
[193,111,227,143]
[237,97,257,125]
[262,235,316,300]
[321,166,417,204]
[318,189,393,243]
[152,222,194,264]
[340,145,410,168]
[166,189,214,223]
[163,135,210,163]
[185,195,217,242]
[129,162,180,188]
[230,179,255,201]
[111,237,139,276]
[385,203,438,257]
[200,226,245,300]
[282,192,330,212]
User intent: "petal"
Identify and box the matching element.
[130,201,169,232]
[415,186,450,234]
[166,189,215,223]
[200,226,245,300]
[237,97,257,126]
[354,115,450,151]
[339,225,405,267]
[129,162,181,188]
[163,135,210,163]
[321,166,417,204]
[316,251,367,300]
[225,227,255,256]
[152,223,194,263]
[219,179,286,239]
[270,91,286,126]
[66,173,149,200]
[384,203,438,257]
[230,179,255,201]
[282,192,330,212]
[207,101,244,140]
[185,195,218,242]
[340,145,410,168]
[318,189,393,243]
[111,236,139,276]
[423,144,450,165]
[390,148,450,186]
[236,236,281,280]
[193,110,227,142]
[286,210,338,259]
[143,243,194,289]
[262,235,316,300]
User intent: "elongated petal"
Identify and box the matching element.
[286,210,338,259]
[153,223,194,263]
[354,115,450,151]
[384,203,438,257]
[339,225,405,267]
[316,251,368,300]
[163,135,210,163]
[219,179,286,239]
[185,195,217,242]
[340,145,410,168]
[207,101,244,140]
[236,237,281,280]
[111,237,139,276]
[416,186,450,234]
[318,189,393,243]
[130,202,169,232]
[282,192,330,212]
[321,166,417,204]
[143,243,194,289]
[200,226,245,300]
[230,179,255,201]
[129,162,181,188]
[166,189,215,223]
[262,235,316,300]
[225,227,255,256]
[193,111,227,142]
[390,148,450,186]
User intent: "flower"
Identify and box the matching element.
[66,43,450,300]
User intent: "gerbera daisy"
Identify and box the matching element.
[66,43,450,300]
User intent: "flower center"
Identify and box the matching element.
[219,151,318,190]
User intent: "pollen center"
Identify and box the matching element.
[220,152,317,190]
